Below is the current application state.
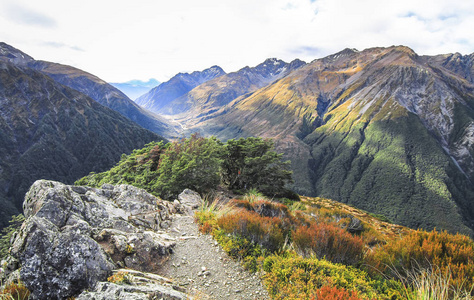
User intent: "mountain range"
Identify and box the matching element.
[135,65,227,115]
[138,46,474,235]
[111,79,160,100]
[0,43,178,138]
[0,42,165,228]
[1,42,473,235]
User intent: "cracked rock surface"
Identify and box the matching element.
[10,180,178,300]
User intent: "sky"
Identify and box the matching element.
[1,0,473,83]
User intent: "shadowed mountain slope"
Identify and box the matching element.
[0,44,164,228]
[0,42,178,138]
[27,61,179,138]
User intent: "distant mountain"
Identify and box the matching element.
[428,52,474,83]
[187,46,474,235]
[111,79,160,100]
[171,58,307,124]
[0,43,178,138]
[154,58,305,121]
[135,66,226,114]
[0,43,164,228]
[138,59,306,119]
[26,61,179,138]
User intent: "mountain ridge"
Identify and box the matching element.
[0,42,178,138]
[0,47,164,228]
[176,45,474,235]
[111,78,160,100]
[135,65,226,114]
[27,60,179,138]
[163,58,307,128]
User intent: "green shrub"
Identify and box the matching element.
[262,254,403,300]
[221,137,293,197]
[212,229,266,270]
[151,134,223,199]
[77,136,295,200]
[0,214,25,260]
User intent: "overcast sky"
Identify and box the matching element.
[1,0,473,83]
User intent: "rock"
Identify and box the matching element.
[178,189,203,214]
[101,183,114,190]
[76,281,187,300]
[95,229,175,273]
[13,216,114,299]
[347,216,364,233]
[10,180,178,300]
[77,269,187,300]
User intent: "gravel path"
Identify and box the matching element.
[159,214,270,300]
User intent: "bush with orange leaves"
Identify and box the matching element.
[312,285,363,300]
[293,222,364,266]
[217,209,287,252]
[365,229,474,291]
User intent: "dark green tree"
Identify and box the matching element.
[221,137,293,197]
[77,136,296,200]
[153,134,223,199]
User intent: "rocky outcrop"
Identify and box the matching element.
[9,180,186,300]
[76,269,187,300]
[177,189,204,214]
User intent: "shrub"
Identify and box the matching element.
[313,285,363,300]
[262,254,403,300]
[365,229,474,292]
[293,222,364,265]
[107,271,133,285]
[217,210,287,252]
[221,137,293,197]
[152,134,223,199]
[77,136,295,201]
[233,198,292,219]
[0,280,30,300]
[194,198,233,234]
[0,214,25,260]
[213,229,263,259]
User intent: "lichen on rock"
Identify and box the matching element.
[9,180,181,300]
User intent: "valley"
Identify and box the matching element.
[0,42,473,236]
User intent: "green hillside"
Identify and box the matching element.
[187,46,474,236]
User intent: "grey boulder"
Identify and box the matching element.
[10,180,178,300]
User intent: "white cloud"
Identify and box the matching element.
[4,3,57,28]
[0,0,473,82]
